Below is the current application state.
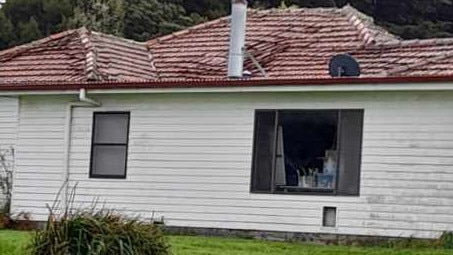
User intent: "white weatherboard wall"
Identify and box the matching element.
[11,90,453,239]
[0,97,18,207]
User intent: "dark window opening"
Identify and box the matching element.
[251,109,363,196]
[90,112,130,179]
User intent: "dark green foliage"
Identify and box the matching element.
[0,0,452,50]
[177,0,230,19]
[441,232,453,249]
[124,0,203,41]
[68,0,126,36]
[0,0,73,45]
[30,208,170,255]
[0,11,16,49]
[18,17,42,44]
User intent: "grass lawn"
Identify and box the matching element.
[0,230,31,255]
[1,230,453,255]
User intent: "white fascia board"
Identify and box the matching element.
[0,82,453,96]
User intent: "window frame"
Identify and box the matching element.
[250,109,363,196]
[89,111,131,179]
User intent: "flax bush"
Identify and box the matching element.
[30,208,170,255]
[30,184,170,255]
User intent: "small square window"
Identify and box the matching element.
[90,112,130,179]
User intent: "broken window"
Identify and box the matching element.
[251,110,363,196]
[90,112,130,179]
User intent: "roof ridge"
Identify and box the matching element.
[77,28,105,81]
[91,30,147,46]
[147,6,341,47]
[378,37,453,48]
[342,4,377,45]
[341,4,400,45]
[385,50,453,76]
[148,16,229,47]
[255,6,337,14]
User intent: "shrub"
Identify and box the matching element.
[30,208,170,255]
[441,232,453,249]
[0,147,14,218]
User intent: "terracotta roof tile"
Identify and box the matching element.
[0,28,157,83]
[147,5,453,80]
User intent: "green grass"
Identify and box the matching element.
[2,230,453,255]
[0,230,31,255]
[169,235,453,255]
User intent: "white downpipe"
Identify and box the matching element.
[79,88,101,107]
[62,89,101,210]
[227,0,248,78]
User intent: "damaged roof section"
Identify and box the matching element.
[147,5,453,80]
[0,28,157,83]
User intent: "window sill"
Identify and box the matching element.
[89,175,127,179]
[275,186,335,195]
[250,192,360,197]
[250,190,336,196]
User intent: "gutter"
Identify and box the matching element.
[0,76,453,95]
[62,89,101,209]
[2,81,453,96]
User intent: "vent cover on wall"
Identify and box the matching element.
[329,54,361,78]
[323,207,337,227]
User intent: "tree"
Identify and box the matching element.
[176,0,230,19]
[68,0,125,36]
[18,17,42,44]
[0,0,73,48]
[124,0,203,41]
[0,0,452,51]
[1,0,72,35]
[0,12,15,49]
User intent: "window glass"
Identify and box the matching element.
[90,112,130,179]
[277,111,338,192]
[337,110,363,196]
[94,113,129,144]
[251,111,275,192]
[92,146,127,177]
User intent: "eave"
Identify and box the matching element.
[1,75,453,96]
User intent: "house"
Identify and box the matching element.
[1,1,453,240]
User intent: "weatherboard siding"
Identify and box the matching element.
[0,97,18,147]
[0,97,18,208]
[11,96,67,215]
[11,91,453,239]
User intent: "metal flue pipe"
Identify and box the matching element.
[227,0,248,78]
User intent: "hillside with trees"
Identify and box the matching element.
[0,0,452,50]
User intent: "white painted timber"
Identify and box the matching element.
[11,90,453,239]
[0,97,18,208]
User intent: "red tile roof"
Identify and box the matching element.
[0,28,156,83]
[0,5,453,85]
[0,30,87,82]
[148,6,453,80]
